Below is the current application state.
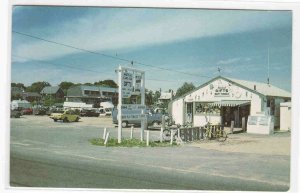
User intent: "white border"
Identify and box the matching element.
[1,0,300,193]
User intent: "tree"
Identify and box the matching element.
[26,81,51,93]
[175,82,195,98]
[94,79,118,88]
[11,82,26,90]
[59,81,75,93]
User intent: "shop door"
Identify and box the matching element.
[186,103,193,124]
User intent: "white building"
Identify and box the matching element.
[169,76,291,129]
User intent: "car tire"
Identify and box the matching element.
[121,121,128,128]
[54,119,57,122]
[63,117,68,123]
[75,117,79,122]
[152,121,160,128]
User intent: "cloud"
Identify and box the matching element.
[13,9,291,62]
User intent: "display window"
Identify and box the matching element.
[195,102,220,115]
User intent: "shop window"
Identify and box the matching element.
[195,102,220,115]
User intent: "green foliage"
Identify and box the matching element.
[94,79,118,88]
[89,138,177,147]
[11,82,26,90]
[59,81,74,92]
[11,93,22,101]
[43,95,64,106]
[175,82,195,98]
[26,81,51,93]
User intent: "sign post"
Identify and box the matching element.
[117,66,145,143]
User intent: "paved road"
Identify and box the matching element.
[10,116,290,191]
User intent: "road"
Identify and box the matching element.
[10,116,290,191]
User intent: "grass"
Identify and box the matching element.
[89,138,178,147]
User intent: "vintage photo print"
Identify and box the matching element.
[3,0,300,193]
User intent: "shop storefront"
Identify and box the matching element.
[169,76,291,130]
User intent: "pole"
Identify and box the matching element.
[118,66,123,143]
[130,126,134,139]
[160,115,165,142]
[140,72,145,141]
[103,128,107,140]
[146,130,150,146]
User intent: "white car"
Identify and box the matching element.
[98,108,112,116]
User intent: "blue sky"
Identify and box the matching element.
[11,6,292,92]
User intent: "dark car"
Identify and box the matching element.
[11,108,22,118]
[80,109,100,117]
[34,108,47,115]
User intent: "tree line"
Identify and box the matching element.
[11,80,196,107]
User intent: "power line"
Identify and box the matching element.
[12,30,211,79]
[12,54,179,83]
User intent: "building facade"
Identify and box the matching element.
[169,76,291,129]
[65,85,118,107]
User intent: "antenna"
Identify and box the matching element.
[218,67,221,75]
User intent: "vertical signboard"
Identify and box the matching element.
[118,66,145,143]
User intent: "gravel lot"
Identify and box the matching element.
[12,115,291,156]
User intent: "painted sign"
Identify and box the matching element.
[118,66,145,143]
[122,71,133,98]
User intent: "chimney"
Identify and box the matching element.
[254,85,256,91]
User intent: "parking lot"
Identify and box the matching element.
[11,115,291,155]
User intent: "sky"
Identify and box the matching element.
[11,6,292,92]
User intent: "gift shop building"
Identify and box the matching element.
[169,76,291,129]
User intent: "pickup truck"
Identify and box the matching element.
[112,108,163,128]
[49,110,80,122]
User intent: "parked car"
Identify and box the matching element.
[10,108,22,118]
[22,108,33,115]
[34,107,47,115]
[80,108,100,117]
[98,108,112,116]
[112,108,163,128]
[49,110,80,122]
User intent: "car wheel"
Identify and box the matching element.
[121,121,128,128]
[54,119,57,122]
[63,117,68,123]
[75,117,79,122]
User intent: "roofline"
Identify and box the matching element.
[169,76,267,104]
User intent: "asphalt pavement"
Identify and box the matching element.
[9,115,290,191]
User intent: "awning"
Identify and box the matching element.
[210,100,251,107]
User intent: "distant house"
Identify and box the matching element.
[66,85,118,106]
[22,92,41,102]
[158,91,174,105]
[40,86,64,100]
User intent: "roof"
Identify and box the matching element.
[225,77,291,98]
[171,76,291,102]
[22,92,41,97]
[40,86,61,94]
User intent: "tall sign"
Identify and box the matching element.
[118,66,145,143]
